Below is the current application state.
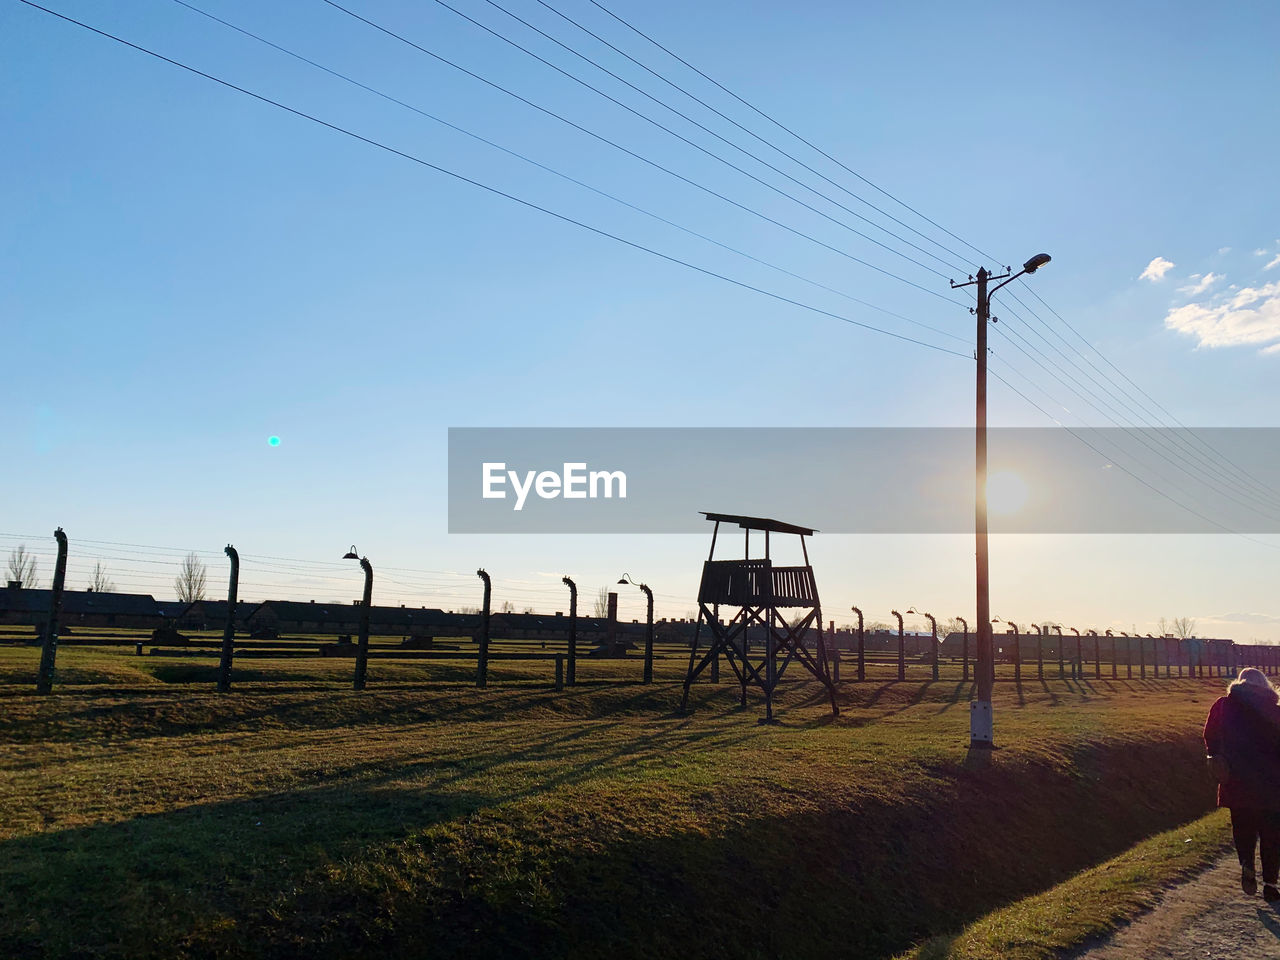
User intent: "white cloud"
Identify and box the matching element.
[1140,256,1175,281]
[1177,272,1222,296]
[1217,247,1231,255]
[1266,254,1280,271]
[1164,280,1280,353]
[1205,612,1280,626]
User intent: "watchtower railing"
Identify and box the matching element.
[698,560,818,608]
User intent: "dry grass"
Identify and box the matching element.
[0,643,1228,959]
[898,809,1230,960]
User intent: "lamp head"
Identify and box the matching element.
[617,576,629,585]
[342,545,359,560]
[1023,253,1052,274]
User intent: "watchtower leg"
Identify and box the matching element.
[763,609,777,723]
[679,612,706,712]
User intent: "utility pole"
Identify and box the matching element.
[972,268,994,743]
[952,253,1051,748]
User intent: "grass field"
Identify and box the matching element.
[1,643,1226,959]
[897,809,1231,960]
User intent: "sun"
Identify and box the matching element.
[987,470,1028,515]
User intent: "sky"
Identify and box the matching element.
[3,0,1280,639]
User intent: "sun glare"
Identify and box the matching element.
[987,470,1028,515]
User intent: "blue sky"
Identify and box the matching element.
[4,0,1280,639]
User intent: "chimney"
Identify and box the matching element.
[6,580,20,590]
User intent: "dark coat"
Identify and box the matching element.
[1203,683,1280,811]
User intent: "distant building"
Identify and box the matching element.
[0,585,164,629]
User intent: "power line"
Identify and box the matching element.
[575,1,1280,510]
[582,0,998,267]
[166,0,966,346]
[21,3,1278,555]
[472,0,970,276]
[1018,282,1280,507]
[407,0,1280,519]
[990,320,1280,525]
[987,365,1280,550]
[16,0,970,358]
[531,0,984,276]
[421,0,957,279]
[994,299,1280,519]
[319,0,967,306]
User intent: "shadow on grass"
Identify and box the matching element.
[0,728,1215,960]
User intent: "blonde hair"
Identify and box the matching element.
[1229,667,1277,696]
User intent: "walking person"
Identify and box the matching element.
[1203,667,1280,900]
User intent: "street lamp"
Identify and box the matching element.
[908,608,938,681]
[851,606,865,681]
[953,253,1052,748]
[343,546,373,691]
[619,574,654,684]
[891,610,905,681]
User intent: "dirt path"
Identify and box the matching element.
[1075,852,1280,959]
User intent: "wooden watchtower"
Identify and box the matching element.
[681,512,839,721]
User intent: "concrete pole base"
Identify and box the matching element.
[969,699,994,748]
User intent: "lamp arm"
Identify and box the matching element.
[988,267,1028,301]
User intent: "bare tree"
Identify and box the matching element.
[593,586,610,618]
[498,600,515,614]
[940,617,967,638]
[6,545,38,588]
[175,552,208,603]
[89,562,116,593]
[1160,616,1197,639]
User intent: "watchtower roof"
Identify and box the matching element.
[700,512,816,537]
